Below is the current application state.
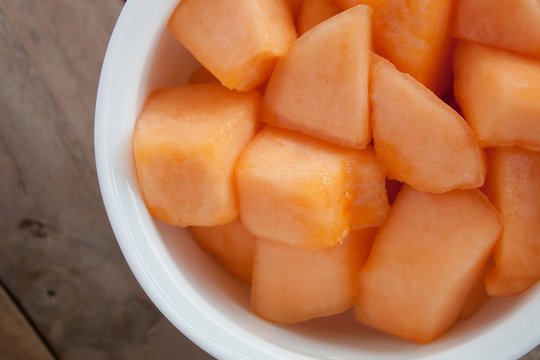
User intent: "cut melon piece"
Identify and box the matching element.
[262,5,372,149]
[297,0,340,35]
[188,66,219,85]
[190,219,255,283]
[459,260,491,321]
[454,0,540,59]
[355,185,502,344]
[453,41,540,151]
[483,147,540,296]
[252,228,376,323]
[370,54,486,193]
[168,0,296,91]
[335,0,454,95]
[235,126,388,249]
[134,84,260,226]
[346,149,390,230]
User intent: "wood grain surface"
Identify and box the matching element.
[0,0,213,358]
[0,284,55,360]
[0,0,538,359]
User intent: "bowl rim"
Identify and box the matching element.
[94,1,540,359]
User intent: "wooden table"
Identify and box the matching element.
[0,1,538,359]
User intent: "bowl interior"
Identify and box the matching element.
[96,1,540,359]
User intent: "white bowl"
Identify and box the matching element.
[94,0,540,359]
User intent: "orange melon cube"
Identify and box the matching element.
[453,41,540,151]
[346,149,390,230]
[335,0,454,95]
[235,126,388,249]
[454,0,540,59]
[370,54,486,193]
[262,5,372,149]
[168,0,296,91]
[355,186,502,343]
[483,147,540,296]
[190,219,255,283]
[188,66,219,85]
[252,228,376,323]
[459,260,491,321]
[133,84,260,227]
[297,0,340,35]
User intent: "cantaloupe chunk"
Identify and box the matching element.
[134,84,260,226]
[453,41,540,151]
[252,228,377,323]
[483,147,540,296]
[297,0,340,35]
[188,66,219,85]
[459,260,491,321]
[454,0,540,59]
[370,54,486,193]
[190,219,255,283]
[356,185,502,343]
[235,126,388,249]
[168,0,296,91]
[262,5,372,149]
[335,0,454,95]
[346,150,390,230]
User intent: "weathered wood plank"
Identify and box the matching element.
[0,1,213,359]
[0,284,55,360]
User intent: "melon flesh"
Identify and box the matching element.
[335,0,454,95]
[168,0,296,91]
[188,66,219,85]
[262,5,372,149]
[190,219,255,283]
[345,148,390,230]
[459,260,491,321]
[297,0,340,35]
[134,84,260,226]
[453,41,540,151]
[483,147,540,296]
[370,54,486,193]
[454,0,540,59]
[355,185,502,343]
[252,228,376,323]
[235,126,388,249]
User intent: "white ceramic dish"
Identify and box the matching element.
[94,0,540,359]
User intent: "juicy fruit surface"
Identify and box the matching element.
[356,186,502,343]
[454,0,540,59]
[336,0,454,95]
[168,0,296,91]
[252,228,376,323]
[190,219,255,283]
[133,84,260,226]
[345,148,390,230]
[483,147,540,296]
[262,5,373,149]
[297,0,340,35]
[459,260,491,321]
[453,41,540,150]
[370,54,486,193]
[236,126,388,249]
